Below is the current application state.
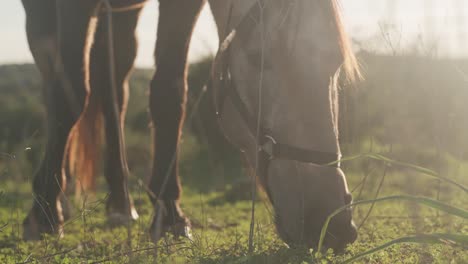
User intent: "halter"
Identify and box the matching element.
[211,1,341,176]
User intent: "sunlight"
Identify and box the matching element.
[1,0,467,66]
[134,0,468,66]
[2,1,467,262]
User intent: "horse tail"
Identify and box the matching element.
[67,91,103,195]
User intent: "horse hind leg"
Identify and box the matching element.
[148,0,206,243]
[22,0,98,240]
[89,8,142,226]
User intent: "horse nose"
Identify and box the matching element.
[319,221,358,253]
[348,222,358,243]
[336,221,358,250]
[342,221,358,246]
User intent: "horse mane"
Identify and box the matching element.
[327,0,362,82]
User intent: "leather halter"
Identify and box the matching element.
[211,2,341,172]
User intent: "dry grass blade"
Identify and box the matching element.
[342,233,468,264]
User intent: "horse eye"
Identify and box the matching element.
[344,193,353,205]
[247,51,273,69]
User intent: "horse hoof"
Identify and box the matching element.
[23,213,63,241]
[23,217,41,241]
[150,217,192,243]
[107,206,139,227]
[149,200,192,243]
[171,221,192,240]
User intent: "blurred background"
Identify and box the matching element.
[1,0,467,192]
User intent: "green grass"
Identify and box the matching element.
[1,59,467,262]
[0,137,467,263]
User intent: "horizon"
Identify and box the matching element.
[1,0,467,68]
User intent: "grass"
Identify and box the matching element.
[0,59,467,262]
[0,135,467,263]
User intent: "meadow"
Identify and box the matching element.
[0,54,467,263]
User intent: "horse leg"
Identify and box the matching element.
[22,0,62,239]
[148,0,206,242]
[22,0,98,240]
[90,8,142,225]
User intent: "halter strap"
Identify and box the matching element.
[211,1,341,169]
[219,69,341,167]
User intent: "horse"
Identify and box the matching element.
[21,0,359,252]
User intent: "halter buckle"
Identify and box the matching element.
[260,135,277,160]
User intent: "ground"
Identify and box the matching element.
[0,135,466,263]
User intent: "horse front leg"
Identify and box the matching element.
[90,8,143,226]
[148,0,206,242]
[22,0,98,240]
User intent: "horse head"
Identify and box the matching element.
[211,0,360,251]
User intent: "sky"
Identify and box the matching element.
[1,0,467,67]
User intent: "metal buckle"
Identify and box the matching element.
[260,135,277,160]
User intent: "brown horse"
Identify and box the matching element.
[21,0,359,251]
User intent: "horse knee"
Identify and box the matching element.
[91,10,139,116]
[112,44,136,114]
[149,75,187,125]
[113,34,138,88]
